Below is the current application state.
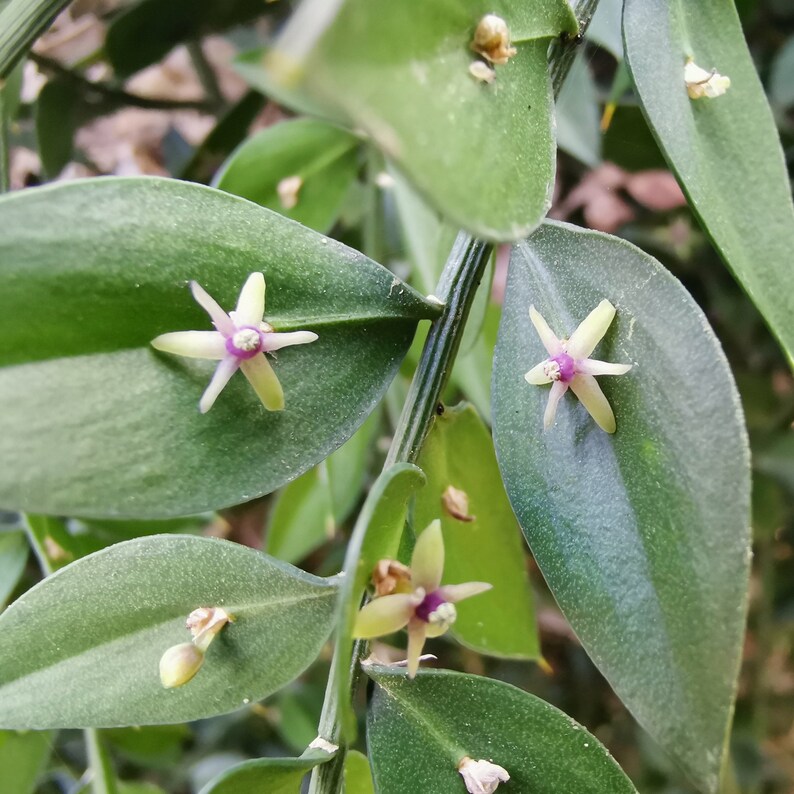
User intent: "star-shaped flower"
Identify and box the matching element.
[353,520,491,678]
[151,272,317,413]
[524,300,632,433]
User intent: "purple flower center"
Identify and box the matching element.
[415,590,447,623]
[551,352,576,383]
[226,326,264,360]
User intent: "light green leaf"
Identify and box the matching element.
[0,177,438,518]
[326,408,382,524]
[0,0,70,78]
[623,0,794,363]
[0,535,338,728]
[0,730,52,794]
[266,465,335,565]
[0,531,27,606]
[491,221,750,793]
[241,0,578,241]
[198,749,333,794]
[365,666,637,793]
[449,302,501,422]
[344,750,375,794]
[215,118,359,234]
[556,50,601,167]
[587,0,624,59]
[415,403,539,659]
[334,463,426,739]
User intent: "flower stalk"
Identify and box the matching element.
[309,3,601,791]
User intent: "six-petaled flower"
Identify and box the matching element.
[353,520,491,678]
[524,300,632,433]
[151,272,317,413]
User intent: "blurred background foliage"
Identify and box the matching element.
[1,0,792,791]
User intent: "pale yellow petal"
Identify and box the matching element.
[235,272,266,328]
[151,331,226,359]
[353,594,414,638]
[263,331,318,352]
[190,281,234,335]
[529,305,563,356]
[406,620,427,679]
[438,582,492,603]
[570,374,617,433]
[524,360,552,385]
[576,359,632,377]
[411,520,444,592]
[240,354,284,411]
[199,357,239,413]
[544,381,568,429]
[566,300,616,359]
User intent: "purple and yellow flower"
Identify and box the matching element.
[151,272,317,413]
[353,520,491,678]
[524,300,632,433]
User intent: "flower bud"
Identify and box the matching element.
[159,643,204,689]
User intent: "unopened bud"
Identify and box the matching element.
[159,643,204,689]
[442,485,475,522]
[372,559,412,596]
[470,15,517,65]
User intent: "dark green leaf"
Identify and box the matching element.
[105,0,276,78]
[35,77,79,178]
[215,118,360,234]
[0,535,338,728]
[0,531,27,606]
[180,91,266,184]
[365,666,637,793]
[241,0,578,241]
[415,403,539,659]
[492,221,750,793]
[199,749,333,794]
[624,0,794,363]
[0,177,438,518]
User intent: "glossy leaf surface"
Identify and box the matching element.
[215,118,359,234]
[0,535,338,728]
[624,0,794,363]
[415,403,539,659]
[242,0,577,241]
[199,750,332,794]
[492,221,750,793]
[366,666,637,793]
[0,177,437,518]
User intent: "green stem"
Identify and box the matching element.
[187,40,225,113]
[308,5,599,792]
[85,727,119,794]
[30,53,214,112]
